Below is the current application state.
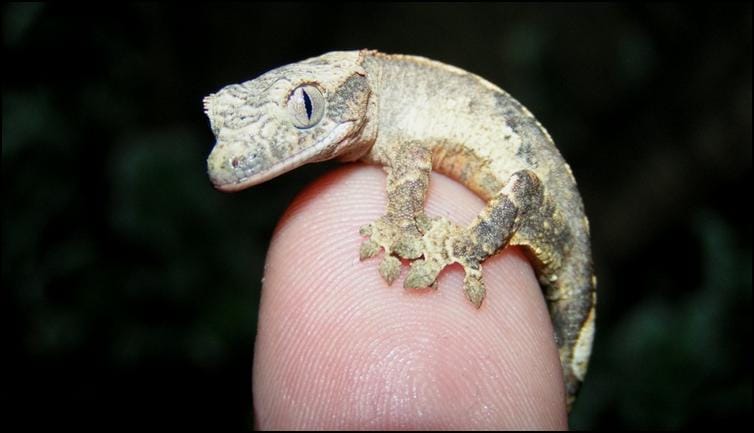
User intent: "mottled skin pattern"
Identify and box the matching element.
[204,50,596,411]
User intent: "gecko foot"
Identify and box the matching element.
[359,215,426,285]
[401,217,488,307]
[361,214,488,307]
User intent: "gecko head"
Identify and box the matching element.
[204,51,373,192]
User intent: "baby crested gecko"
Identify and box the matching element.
[203,50,596,411]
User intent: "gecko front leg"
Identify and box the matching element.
[359,141,434,284]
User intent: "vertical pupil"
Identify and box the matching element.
[301,89,313,120]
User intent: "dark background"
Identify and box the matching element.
[3,3,751,429]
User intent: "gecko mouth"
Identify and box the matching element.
[208,121,355,192]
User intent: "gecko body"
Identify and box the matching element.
[204,50,595,410]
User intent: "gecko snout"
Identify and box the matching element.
[207,137,274,192]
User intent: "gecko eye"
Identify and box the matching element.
[286,85,325,129]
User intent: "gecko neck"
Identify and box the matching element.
[335,80,379,162]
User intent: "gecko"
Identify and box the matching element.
[203,50,596,411]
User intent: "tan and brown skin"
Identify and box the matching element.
[204,50,596,411]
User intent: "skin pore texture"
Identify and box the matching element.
[253,166,567,429]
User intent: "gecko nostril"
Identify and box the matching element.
[231,157,240,168]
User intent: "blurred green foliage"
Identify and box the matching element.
[573,211,751,429]
[3,3,750,429]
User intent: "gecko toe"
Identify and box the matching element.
[359,239,380,260]
[379,255,402,285]
[404,259,442,289]
[358,223,373,237]
[462,265,486,308]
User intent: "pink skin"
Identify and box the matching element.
[252,164,567,429]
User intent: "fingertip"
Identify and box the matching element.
[253,164,567,429]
